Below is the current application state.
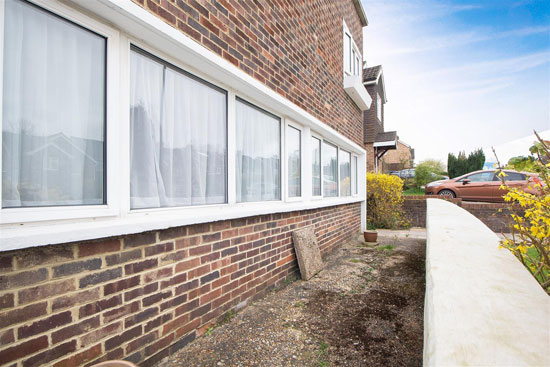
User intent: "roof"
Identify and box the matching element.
[363,65,387,103]
[352,0,369,27]
[363,65,382,83]
[375,131,397,143]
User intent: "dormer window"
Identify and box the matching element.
[343,21,361,76]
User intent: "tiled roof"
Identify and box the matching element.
[363,65,382,83]
[375,131,397,143]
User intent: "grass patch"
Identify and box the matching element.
[350,258,360,263]
[403,187,425,196]
[377,244,394,252]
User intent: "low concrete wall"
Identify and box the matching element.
[404,196,521,233]
[424,199,549,366]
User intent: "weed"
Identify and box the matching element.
[350,258,360,263]
[318,340,329,366]
[294,301,305,308]
[205,326,215,336]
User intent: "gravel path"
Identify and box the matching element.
[156,234,425,367]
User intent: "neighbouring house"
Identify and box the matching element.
[0,1,371,366]
[382,139,415,172]
[362,64,398,172]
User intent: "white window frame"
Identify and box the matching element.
[343,20,362,77]
[284,120,303,202]
[0,0,120,224]
[1,0,368,251]
[310,132,323,200]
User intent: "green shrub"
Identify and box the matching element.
[413,159,446,187]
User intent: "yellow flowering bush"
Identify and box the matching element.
[367,173,408,229]
[497,132,550,293]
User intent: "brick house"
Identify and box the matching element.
[382,139,415,172]
[0,0,371,366]
[363,64,399,172]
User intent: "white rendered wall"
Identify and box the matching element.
[424,199,550,367]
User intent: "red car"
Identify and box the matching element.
[424,170,542,202]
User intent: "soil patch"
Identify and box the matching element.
[156,235,425,367]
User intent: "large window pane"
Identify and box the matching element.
[323,142,338,197]
[130,48,227,209]
[287,126,301,198]
[340,149,351,196]
[236,99,280,202]
[312,137,321,196]
[352,155,358,195]
[2,0,106,208]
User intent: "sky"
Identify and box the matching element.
[361,0,550,165]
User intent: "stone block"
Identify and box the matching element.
[292,227,324,280]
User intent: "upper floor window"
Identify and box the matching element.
[129,47,227,209]
[2,0,106,208]
[236,99,281,203]
[343,21,361,76]
[377,94,382,122]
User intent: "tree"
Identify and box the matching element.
[413,159,446,187]
[447,148,485,178]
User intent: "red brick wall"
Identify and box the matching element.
[404,196,520,233]
[132,0,365,147]
[0,203,360,366]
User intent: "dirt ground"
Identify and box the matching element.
[156,234,426,367]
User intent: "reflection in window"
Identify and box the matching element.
[2,0,106,208]
[236,99,281,202]
[312,137,321,196]
[323,142,338,197]
[340,149,351,196]
[287,126,301,197]
[352,155,358,195]
[130,47,227,209]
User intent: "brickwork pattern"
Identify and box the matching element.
[383,141,413,172]
[363,83,384,144]
[403,196,521,233]
[132,0,365,147]
[0,203,360,367]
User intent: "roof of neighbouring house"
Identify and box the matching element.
[375,131,397,143]
[363,65,382,83]
[363,65,387,103]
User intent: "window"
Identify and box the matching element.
[460,172,494,182]
[377,94,382,122]
[236,99,281,202]
[286,125,301,198]
[312,136,322,196]
[2,0,106,208]
[339,149,351,196]
[343,21,361,76]
[493,171,525,181]
[323,142,338,197]
[129,47,227,209]
[352,155,358,195]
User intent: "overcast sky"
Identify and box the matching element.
[361,0,550,165]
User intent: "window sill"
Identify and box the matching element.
[0,197,365,252]
[343,74,372,110]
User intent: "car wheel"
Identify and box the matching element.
[439,189,456,198]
